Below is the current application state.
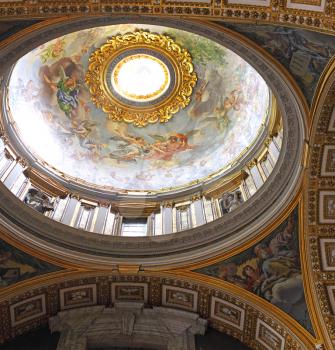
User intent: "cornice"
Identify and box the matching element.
[0,0,333,34]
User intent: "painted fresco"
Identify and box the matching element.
[223,23,335,105]
[0,239,60,288]
[195,208,314,334]
[7,24,269,192]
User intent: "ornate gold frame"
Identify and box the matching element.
[85,30,197,127]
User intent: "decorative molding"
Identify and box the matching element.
[0,2,332,33]
[305,57,335,349]
[0,271,316,349]
[227,0,271,6]
[85,30,197,127]
[326,285,335,315]
[328,107,335,132]
[321,145,335,177]
[320,238,335,271]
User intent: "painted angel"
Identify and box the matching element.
[146,132,196,161]
[40,57,89,121]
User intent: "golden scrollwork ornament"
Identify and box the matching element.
[85,31,197,127]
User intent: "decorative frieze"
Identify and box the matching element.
[306,69,335,348]
[0,273,312,349]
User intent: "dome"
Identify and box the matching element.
[0,16,304,267]
[5,23,270,194]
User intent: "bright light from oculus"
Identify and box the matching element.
[112,54,170,102]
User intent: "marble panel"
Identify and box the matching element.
[227,0,270,5]
[10,294,46,326]
[319,238,335,271]
[321,145,335,176]
[60,284,97,310]
[319,191,335,224]
[286,0,325,12]
[111,282,148,303]
[162,285,198,312]
[255,319,285,350]
[326,285,335,314]
[328,106,335,131]
[210,296,245,330]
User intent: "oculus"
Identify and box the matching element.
[86,31,197,127]
[111,54,170,102]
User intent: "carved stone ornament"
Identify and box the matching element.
[49,303,207,350]
[220,189,244,213]
[24,188,54,214]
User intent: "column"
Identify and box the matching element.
[212,199,221,219]
[113,213,123,236]
[162,203,173,235]
[243,171,257,197]
[52,196,69,222]
[3,162,24,190]
[249,163,264,189]
[203,197,214,223]
[0,150,15,181]
[147,213,155,236]
[93,205,109,234]
[86,207,98,232]
[268,139,280,163]
[154,211,163,235]
[61,196,80,226]
[191,196,206,227]
[103,208,116,235]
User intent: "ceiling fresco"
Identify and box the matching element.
[222,23,335,105]
[195,207,314,335]
[6,24,269,192]
[0,240,61,288]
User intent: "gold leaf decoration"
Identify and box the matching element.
[85,31,197,127]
